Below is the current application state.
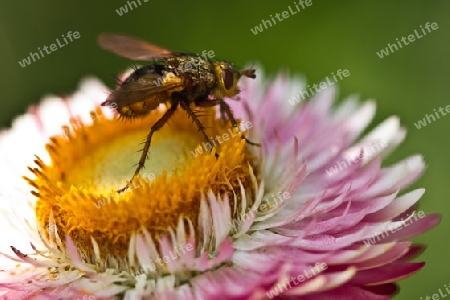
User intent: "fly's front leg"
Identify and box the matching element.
[180,100,219,158]
[195,98,260,147]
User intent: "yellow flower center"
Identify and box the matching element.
[26,106,256,261]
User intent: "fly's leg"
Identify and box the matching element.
[180,100,219,158]
[117,103,178,193]
[195,99,260,147]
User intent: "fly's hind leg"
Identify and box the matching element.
[195,98,260,147]
[117,103,178,193]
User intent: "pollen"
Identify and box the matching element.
[26,106,256,261]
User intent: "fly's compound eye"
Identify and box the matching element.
[222,69,234,90]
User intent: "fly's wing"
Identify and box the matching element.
[102,70,185,109]
[98,33,177,60]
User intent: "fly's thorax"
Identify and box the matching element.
[173,57,215,83]
[171,56,212,74]
[166,56,216,98]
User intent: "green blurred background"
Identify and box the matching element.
[0,0,448,298]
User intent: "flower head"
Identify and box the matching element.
[0,68,439,299]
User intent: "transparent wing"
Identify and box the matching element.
[98,33,176,60]
[104,72,185,107]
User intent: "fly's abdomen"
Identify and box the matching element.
[117,93,169,119]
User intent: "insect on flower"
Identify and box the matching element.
[97,33,258,192]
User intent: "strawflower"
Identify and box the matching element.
[0,68,440,299]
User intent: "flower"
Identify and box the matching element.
[0,68,440,300]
